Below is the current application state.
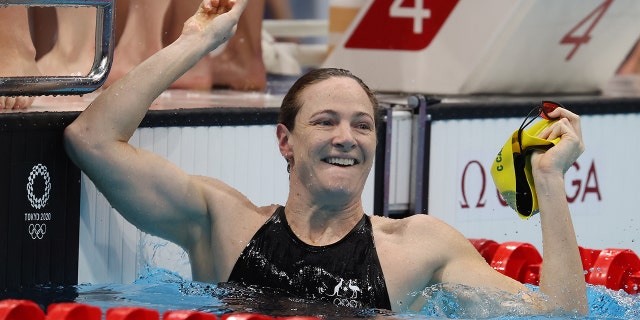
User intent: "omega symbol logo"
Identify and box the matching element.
[27,164,51,210]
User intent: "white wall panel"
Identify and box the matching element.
[388,111,413,211]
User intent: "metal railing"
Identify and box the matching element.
[0,0,115,96]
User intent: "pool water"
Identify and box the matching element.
[2,268,639,319]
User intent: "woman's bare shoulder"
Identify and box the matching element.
[371,214,450,234]
[193,175,278,221]
[257,204,282,217]
[370,213,468,246]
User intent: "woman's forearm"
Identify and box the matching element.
[73,35,209,144]
[535,172,588,314]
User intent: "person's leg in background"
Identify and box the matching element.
[167,0,267,91]
[266,0,293,20]
[30,7,57,61]
[103,0,172,87]
[36,6,97,76]
[0,6,40,109]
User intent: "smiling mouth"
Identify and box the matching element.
[323,157,359,167]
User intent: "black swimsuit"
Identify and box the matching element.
[228,206,392,310]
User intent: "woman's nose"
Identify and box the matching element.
[333,123,356,150]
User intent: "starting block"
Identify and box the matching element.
[324,0,640,94]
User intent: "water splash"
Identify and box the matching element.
[403,283,640,319]
[587,285,640,319]
[406,283,539,318]
[4,268,640,319]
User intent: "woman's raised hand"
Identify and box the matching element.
[531,107,585,176]
[182,0,247,50]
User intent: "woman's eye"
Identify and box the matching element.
[313,119,333,126]
[356,123,372,130]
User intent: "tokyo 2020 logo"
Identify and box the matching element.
[25,164,52,240]
[27,163,51,210]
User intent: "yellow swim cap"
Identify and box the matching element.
[491,102,562,219]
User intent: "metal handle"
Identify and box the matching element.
[0,0,115,96]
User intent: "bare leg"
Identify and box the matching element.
[0,7,40,109]
[29,7,57,60]
[207,0,266,90]
[103,0,171,87]
[37,7,97,76]
[168,0,267,91]
[266,0,296,42]
[114,0,130,43]
[266,0,293,20]
[162,0,214,90]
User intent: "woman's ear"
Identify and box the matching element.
[276,123,292,158]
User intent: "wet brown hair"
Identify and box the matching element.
[278,68,381,131]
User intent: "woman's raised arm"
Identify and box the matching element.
[64,0,247,246]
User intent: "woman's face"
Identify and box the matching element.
[284,76,377,202]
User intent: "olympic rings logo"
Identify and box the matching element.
[333,298,362,309]
[28,223,47,240]
[27,164,51,210]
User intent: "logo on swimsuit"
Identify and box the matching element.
[319,278,363,308]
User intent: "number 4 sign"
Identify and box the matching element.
[345,0,460,51]
[561,0,613,61]
[325,0,640,94]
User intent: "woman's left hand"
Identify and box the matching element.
[530,107,585,176]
